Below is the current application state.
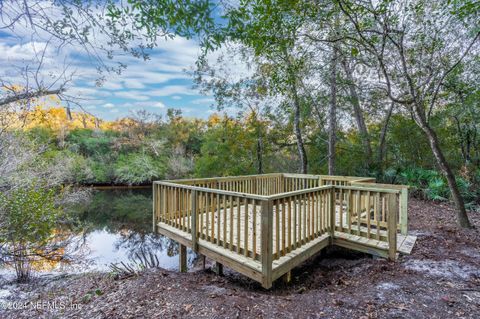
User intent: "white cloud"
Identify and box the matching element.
[100,82,123,90]
[123,81,145,89]
[114,91,150,101]
[171,95,182,100]
[153,102,166,108]
[191,97,215,105]
[147,85,197,97]
[103,103,115,108]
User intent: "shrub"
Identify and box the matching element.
[114,152,166,185]
[0,184,64,282]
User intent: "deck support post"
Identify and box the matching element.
[214,262,223,276]
[202,255,206,270]
[261,199,273,289]
[179,244,187,272]
[281,271,291,284]
[387,194,398,261]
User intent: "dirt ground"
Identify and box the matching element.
[1,198,479,319]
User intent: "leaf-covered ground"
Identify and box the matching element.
[1,198,479,318]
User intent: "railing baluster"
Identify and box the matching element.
[217,193,221,245]
[244,198,249,257]
[236,196,241,253]
[223,194,227,248]
[275,199,280,259]
[252,199,257,259]
[229,195,234,251]
[366,191,371,239]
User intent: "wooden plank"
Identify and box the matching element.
[281,197,286,256]
[366,191,371,239]
[197,240,263,283]
[157,222,192,248]
[156,181,269,200]
[333,233,388,258]
[400,188,408,235]
[223,194,227,249]
[398,235,417,254]
[275,199,280,259]
[261,199,273,289]
[329,188,335,240]
[287,196,292,252]
[191,190,198,251]
[272,233,330,281]
[244,198,249,257]
[387,194,398,261]
[293,195,297,249]
[236,196,241,253]
[252,199,257,259]
[229,195,234,251]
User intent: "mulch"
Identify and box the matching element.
[1,198,479,318]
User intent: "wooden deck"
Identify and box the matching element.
[153,173,416,288]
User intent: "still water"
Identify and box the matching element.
[1,188,194,277]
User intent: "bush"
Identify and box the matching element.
[0,185,64,282]
[114,152,166,185]
[396,167,477,209]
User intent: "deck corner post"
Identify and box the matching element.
[329,187,336,242]
[260,199,273,289]
[191,190,198,252]
[400,188,408,235]
[387,194,398,261]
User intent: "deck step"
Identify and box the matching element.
[333,231,417,255]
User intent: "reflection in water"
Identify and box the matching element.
[1,188,195,276]
[75,188,196,271]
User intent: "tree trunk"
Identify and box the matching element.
[328,44,338,175]
[256,123,264,174]
[377,101,395,172]
[65,107,73,121]
[292,89,308,174]
[285,51,308,174]
[342,59,372,168]
[413,108,472,228]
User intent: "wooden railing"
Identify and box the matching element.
[333,185,400,259]
[167,173,284,195]
[153,173,408,288]
[153,181,267,266]
[269,186,332,260]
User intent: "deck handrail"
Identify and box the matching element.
[153,173,409,288]
[163,173,283,184]
[154,181,271,200]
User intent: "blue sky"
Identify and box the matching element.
[0,25,218,121]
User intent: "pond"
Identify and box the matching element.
[0,188,195,279]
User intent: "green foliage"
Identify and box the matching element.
[114,153,166,185]
[195,118,257,177]
[0,184,64,282]
[396,167,476,207]
[0,185,60,244]
[66,129,118,157]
